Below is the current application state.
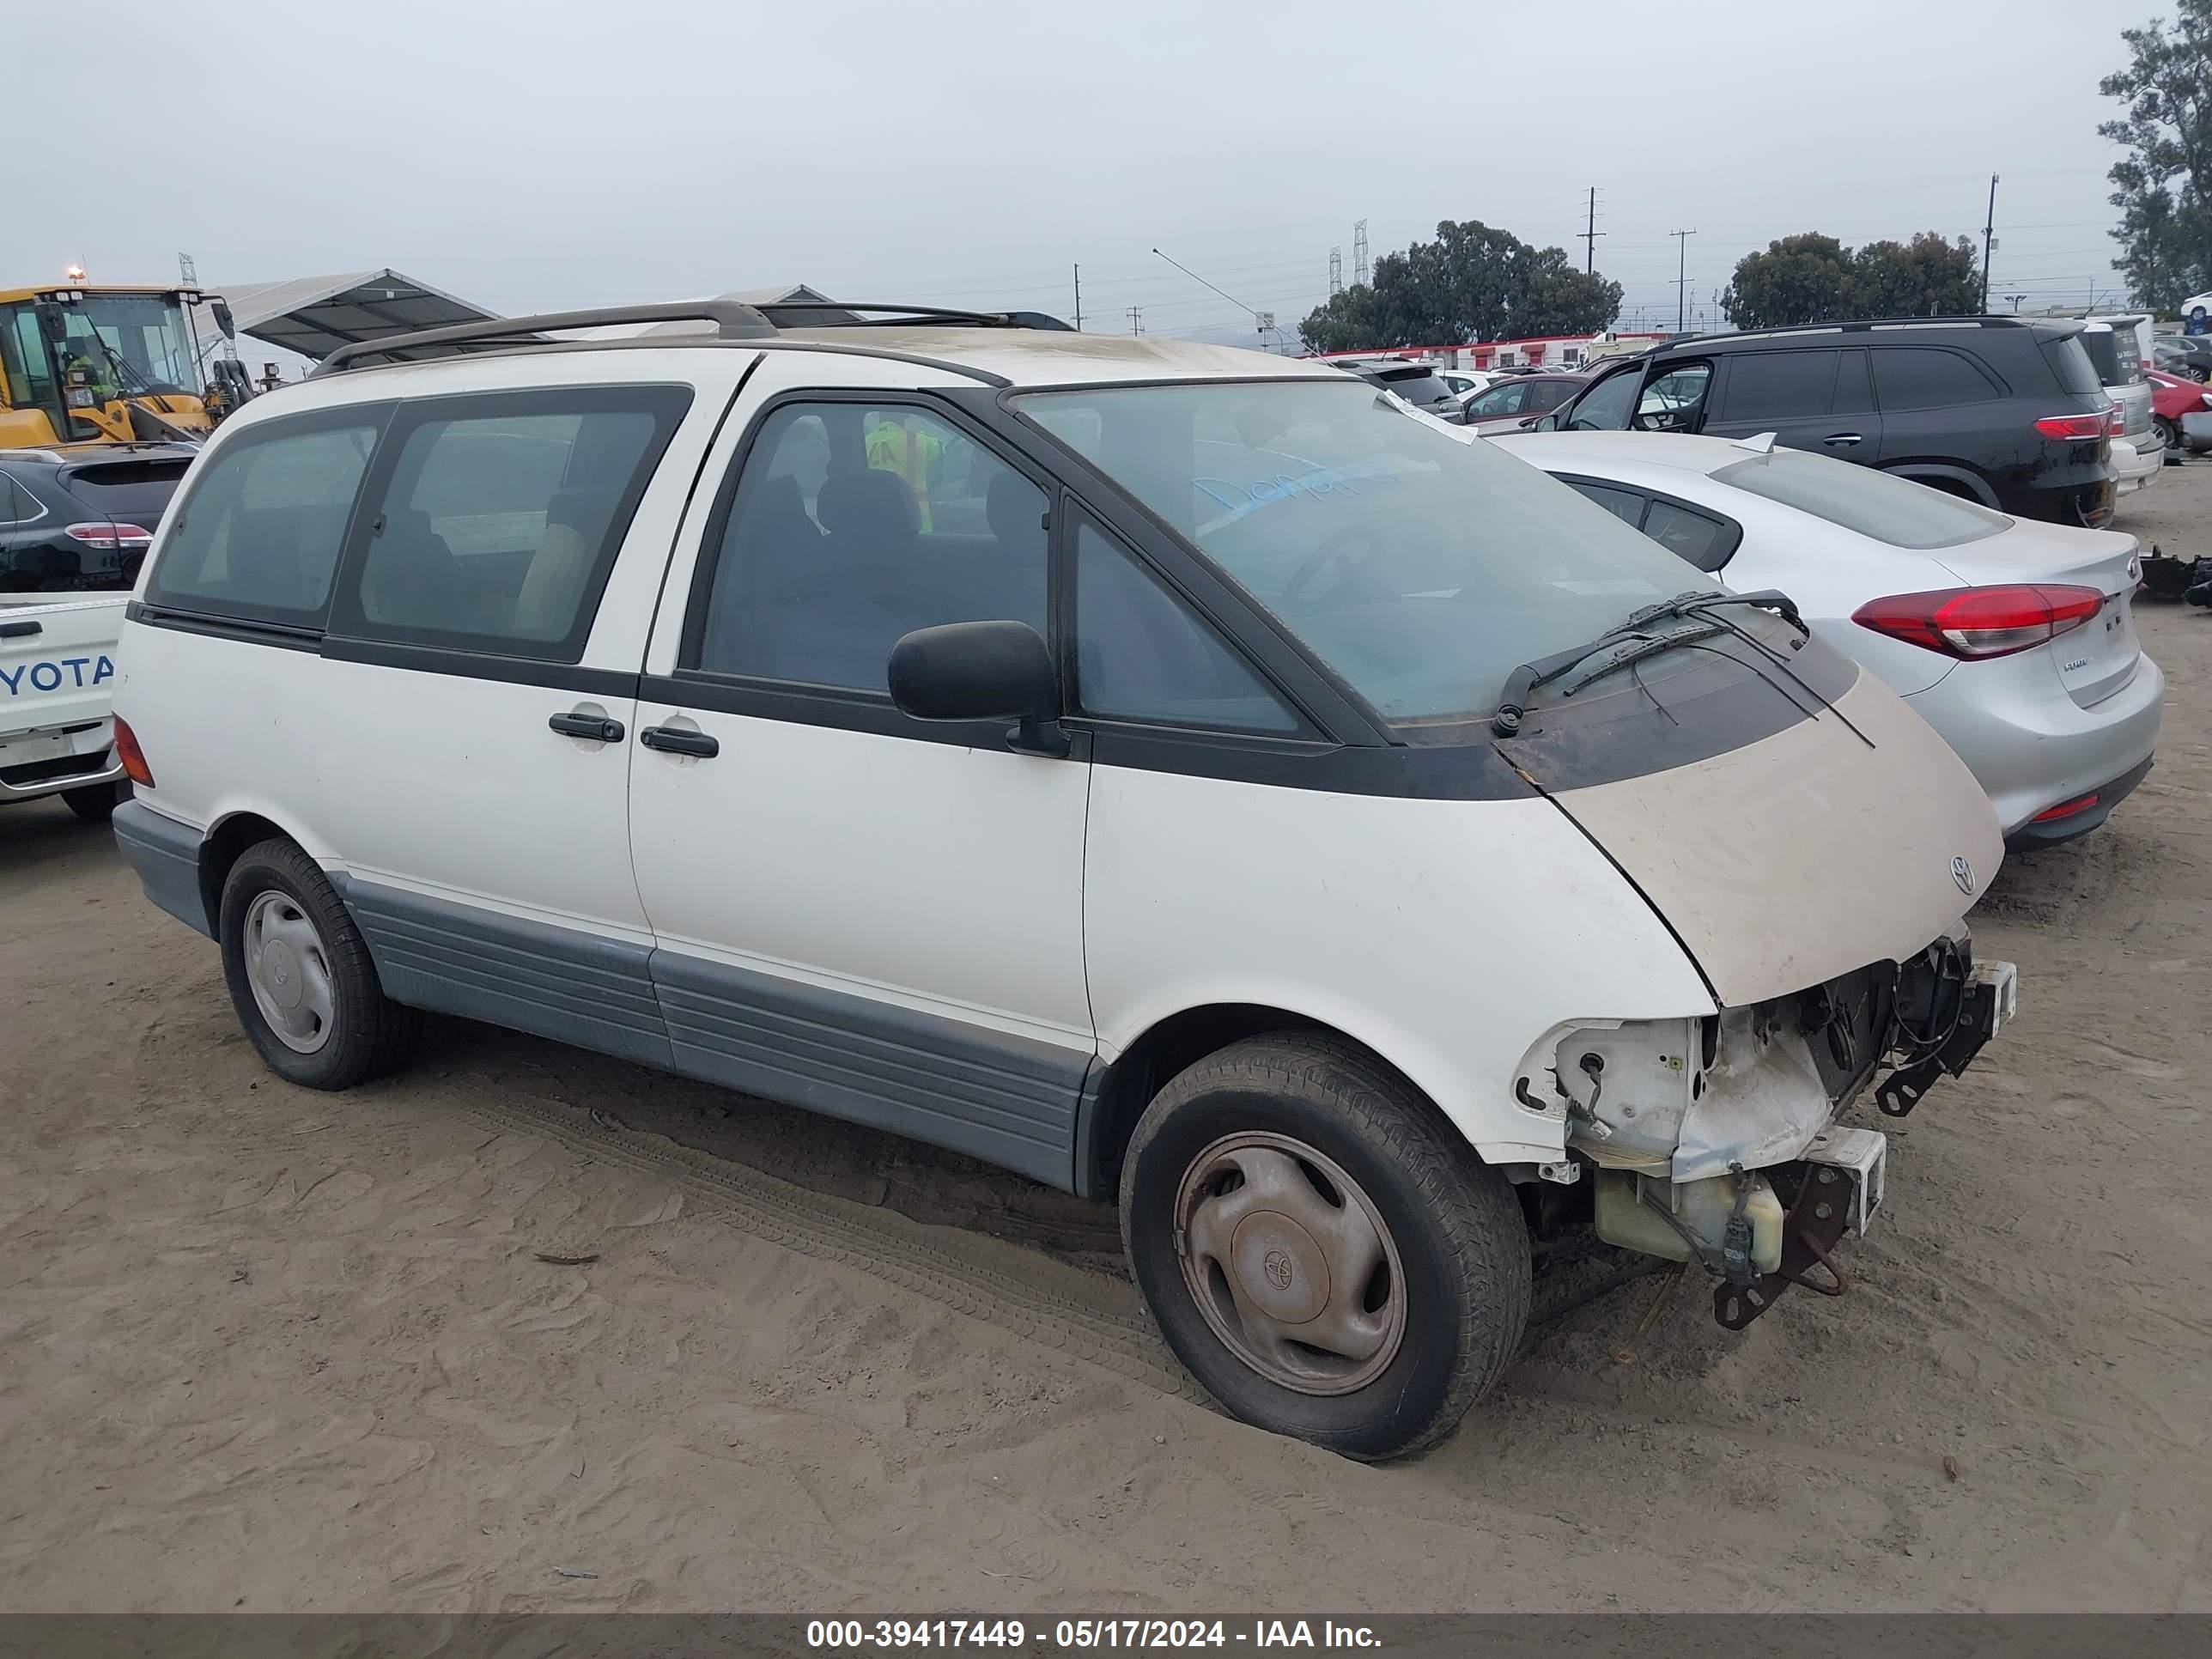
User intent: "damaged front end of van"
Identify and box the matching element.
[1503,628,2019,1328]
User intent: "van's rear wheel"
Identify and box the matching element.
[1120,1034,1529,1461]
[219,839,419,1090]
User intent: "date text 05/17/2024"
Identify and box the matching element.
[805,1620,1384,1650]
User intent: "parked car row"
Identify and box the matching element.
[102,301,2026,1462]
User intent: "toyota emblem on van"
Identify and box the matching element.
[1952,856,1977,896]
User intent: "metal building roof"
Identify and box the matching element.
[209,269,507,361]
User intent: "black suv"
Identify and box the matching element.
[1,443,196,598]
[1541,318,2118,526]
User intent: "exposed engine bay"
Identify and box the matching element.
[1523,938,2019,1327]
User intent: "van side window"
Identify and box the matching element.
[1074,516,1297,732]
[690,401,1049,694]
[335,386,690,661]
[146,415,384,625]
[1873,348,2000,411]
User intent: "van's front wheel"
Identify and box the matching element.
[1120,1035,1529,1461]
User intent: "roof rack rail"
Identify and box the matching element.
[1692,315,2033,346]
[313,300,776,375]
[768,301,1073,331]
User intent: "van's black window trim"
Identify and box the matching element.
[141,401,398,633]
[125,599,325,653]
[319,635,640,697]
[325,382,695,665]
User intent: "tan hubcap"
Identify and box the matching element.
[1174,1131,1407,1395]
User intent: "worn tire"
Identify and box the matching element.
[61,780,127,821]
[1120,1033,1530,1462]
[218,837,420,1090]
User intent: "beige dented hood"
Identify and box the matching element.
[1545,667,2002,1008]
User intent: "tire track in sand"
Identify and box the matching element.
[458,1087,1205,1403]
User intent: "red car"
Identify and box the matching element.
[2146,367,2212,453]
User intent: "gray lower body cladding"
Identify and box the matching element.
[112,799,214,938]
[342,881,1087,1188]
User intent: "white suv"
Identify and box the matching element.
[112,301,2016,1459]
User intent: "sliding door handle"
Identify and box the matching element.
[640,726,720,758]
[549,712,625,742]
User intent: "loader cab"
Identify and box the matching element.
[0,285,216,448]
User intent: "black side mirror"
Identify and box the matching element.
[889,620,1067,757]
[210,299,236,341]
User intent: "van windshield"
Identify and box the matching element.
[1012,379,1700,723]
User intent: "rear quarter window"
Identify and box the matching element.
[146,410,388,626]
[1871,347,2002,412]
[2039,337,2105,399]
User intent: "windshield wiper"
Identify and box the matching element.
[1489,588,1807,739]
[1620,586,1807,635]
[1491,618,1729,737]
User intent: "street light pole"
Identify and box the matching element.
[1980,174,1999,314]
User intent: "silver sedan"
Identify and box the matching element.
[1493,430,2163,846]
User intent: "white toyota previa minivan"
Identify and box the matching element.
[111,301,2017,1459]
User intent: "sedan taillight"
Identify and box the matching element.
[63,522,154,550]
[1851,584,2105,660]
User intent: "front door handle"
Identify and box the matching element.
[549,711,625,742]
[1824,432,1864,447]
[640,725,720,758]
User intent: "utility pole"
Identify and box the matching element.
[1073,264,1082,331]
[1353,220,1370,287]
[1329,246,1343,296]
[1127,306,1143,336]
[1980,173,1999,313]
[1670,228,1697,333]
[1577,187,1604,274]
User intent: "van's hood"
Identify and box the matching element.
[1530,665,2002,1007]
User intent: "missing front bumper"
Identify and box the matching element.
[1712,1126,1887,1330]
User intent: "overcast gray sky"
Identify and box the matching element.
[17,0,2148,343]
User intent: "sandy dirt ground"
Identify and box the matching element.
[3,467,2211,1616]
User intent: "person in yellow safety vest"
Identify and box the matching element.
[865,410,940,532]
[64,341,118,405]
